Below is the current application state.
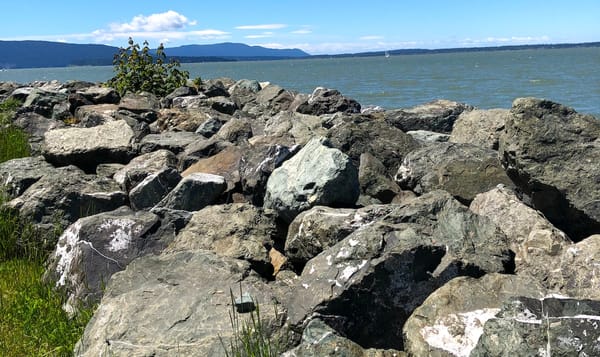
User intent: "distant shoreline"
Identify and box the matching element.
[1,40,599,69]
[311,41,600,59]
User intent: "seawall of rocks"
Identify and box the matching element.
[1,78,600,356]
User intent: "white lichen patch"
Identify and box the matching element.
[339,260,368,281]
[100,218,140,252]
[348,238,360,247]
[420,308,500,357]
[326,255,333,266]
[54,221,83,287]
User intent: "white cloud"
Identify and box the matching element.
[236,24,287,30]
[291,29,312,35]
[109,10,196,32]
[245,32,275,39]
[359,35,384,41]
[460,35,551,46]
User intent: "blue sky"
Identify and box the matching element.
[1,1,599,54]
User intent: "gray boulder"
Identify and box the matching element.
[22,88,68,118]
[395,142,514,204]
[113,149,178,191]
[138,131,201,155]
[470,185,571,282]
[177,136,232,171]
[42,120,136,172]
[264,137,360,223]
[45,207,160,313]
[296,87,361,115]
[263,111,328,145]
[326,116,420,177]
[0,156,55,198]
[239,141,298,205]
[229,79,261,108]
[406,130,450,143]
[285,190,512,350]
[154,173,226,211]
[6,166,127,228]
[76,86,120,104]
[166,203,276,274]
[155,108,211,132]
[74,104,118,127]
[215,117,253,144]
[282,319,405,357]
[181,146,243,193]
[285,205,396,267]
[118,92,160,113]
[12,112,65,154]
[403,273,545,357]
[547,234,600,299]
[75,250,285,356]
[384,99,472,133]
[244,84,296,115]
[129,168,182,210]
[358,152,402,203]
[449,108,508,150]
[472,296,600,356]
[195,116,224,137]
[499,97,600,240]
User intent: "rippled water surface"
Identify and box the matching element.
[1,47,598,116]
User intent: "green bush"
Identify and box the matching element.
[107,37,190,96]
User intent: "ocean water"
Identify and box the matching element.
[1,47,599,117]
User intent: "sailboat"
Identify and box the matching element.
[384,51,390,58]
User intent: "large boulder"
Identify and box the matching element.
[75,250,285,356]
[138,131,201,154]
[128,168,182,211]
[384,99,472,133]
[12,112,66,154]
[112,149,178,192]
[181,146,243,193]
[282,319,405,357]
[326,115,420,176]
[296,87,361,115]
[285,191,513,350]
[153,173,226,211]
[403,273,545,357]
[166,203,277,274]
[45,207,160,313]
[449,108,509,150]
[239,141,298,205]
[6,166,127,228]
[469,185,571,282]
[395,142,514,204]
[264,137,360,223]
[358,152,402,203]
[42,120,136,172]
[499,98,600,240]
[547,234,600,299]
[263,111,328,145]
[471,296,600,356]
[0,156,55,198]
[22,88,69,118]
[284,205,395,267]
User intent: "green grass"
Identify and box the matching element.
[0,98,30,162]
[220,287,280,357]
[0,98,94,356]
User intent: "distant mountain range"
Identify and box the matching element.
[0,41,310,69]
[1,40,599,69]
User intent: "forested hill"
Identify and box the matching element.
[0,41,310,69]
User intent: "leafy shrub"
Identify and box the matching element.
[107,37,189,96]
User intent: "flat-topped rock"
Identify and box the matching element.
[42,120,136,172]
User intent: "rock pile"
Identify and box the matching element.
[1,78,599,356]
